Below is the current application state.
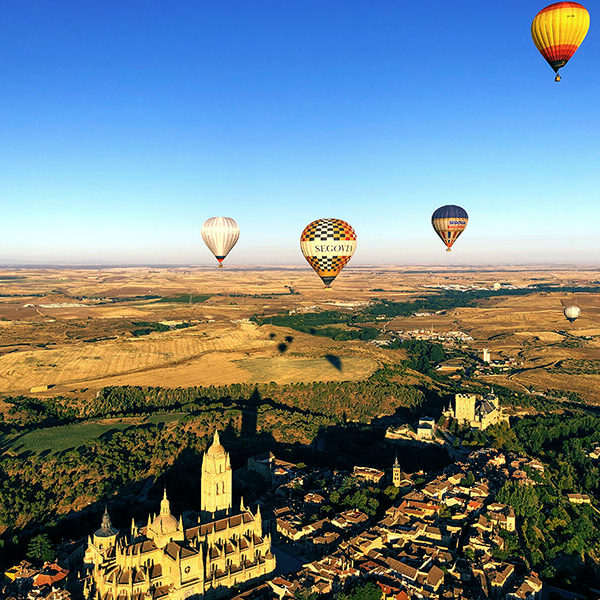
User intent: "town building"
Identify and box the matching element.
[352,466,385,483]
[83,431,275,600]
[416,417,436,440]
[567,493,591,505]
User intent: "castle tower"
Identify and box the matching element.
[392,455,402,487]
[454,393,477,423]
[201,431,233,521]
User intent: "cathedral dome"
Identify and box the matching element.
[206,431,226,456]
[95,505,118,538]
[150,490,180,535]
[151,512,179,535]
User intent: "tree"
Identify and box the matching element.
[295,590,317,600]
[463,471,475,487]
[384,485,399,501]
[497,482,540,518]
[27,534,54,564]
[336,582,382,600]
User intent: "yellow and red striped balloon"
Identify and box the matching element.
[531,2,590,82]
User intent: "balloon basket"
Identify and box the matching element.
[218,264,223,269]
[446,248,452,252]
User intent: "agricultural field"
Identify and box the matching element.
[1,413,185,455]
[0,265,599,402]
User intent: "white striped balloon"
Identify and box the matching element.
[564,305,581,323]
[201,217,240,267]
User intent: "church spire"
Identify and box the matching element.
[160,488,171,516]
[101,504,112,531]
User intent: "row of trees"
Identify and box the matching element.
[89,369,424,422]
[252,311,380,341]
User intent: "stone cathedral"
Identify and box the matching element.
[83,431,276,600]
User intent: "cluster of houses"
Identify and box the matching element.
[240,444,556,599]
[473,349,522,376]
[388,330,474,345]
[255,446,550,599]
[3,437,591,600]
[3,562,69,600]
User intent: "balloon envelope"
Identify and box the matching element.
[431,205,468,251]
[201,217,240,267]
[531,2,590,79]
[300,218,357,287]
[564,305,581,323]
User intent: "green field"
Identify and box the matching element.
[2,413,184,454]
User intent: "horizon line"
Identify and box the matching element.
[0,262,599,270]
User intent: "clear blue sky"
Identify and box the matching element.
[1,0,598,266]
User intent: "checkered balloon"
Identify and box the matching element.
[300,218,357,287]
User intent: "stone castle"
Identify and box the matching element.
[83,431,275,600]
[443,391,508,430]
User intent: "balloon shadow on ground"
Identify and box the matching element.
[324,354,342,371]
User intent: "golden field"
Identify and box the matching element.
[0,265,599,401]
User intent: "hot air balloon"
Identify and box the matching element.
[300,218,357,287]
[531,2,590,82]
[431,205,468,252]
[201,217,240,267]
[564,305,581,323]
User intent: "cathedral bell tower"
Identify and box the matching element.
[201,431,233,521]
[392,455,402,487]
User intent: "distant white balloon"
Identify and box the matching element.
[564,305,581,323]
[201,217,240,268]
